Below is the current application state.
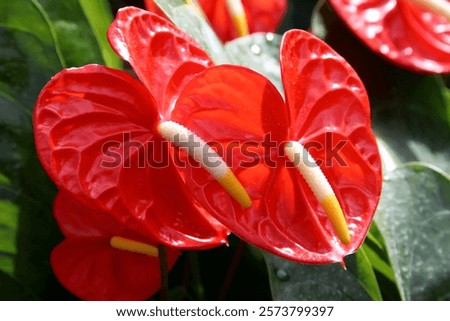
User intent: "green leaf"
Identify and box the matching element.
[348,248,382,301]
[0,24,62,109]
[153,0,226,63]
[0,0,66,68]
[373,74,450,174]
[0,0,86,298]
[78,0,121,69]
[375,163,450,300]
[0,193,19,276]
[0,172,10,185]
[0,270,35,300]
[37,0,105,67]
[264,253,371,300]
[362,222,396,284]
[225,33,283,92]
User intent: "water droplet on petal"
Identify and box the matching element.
[402,47,413,56]
[380,44,390,54]
[364,9,381,23]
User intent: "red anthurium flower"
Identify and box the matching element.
[33,7,233,250]
[328,0,450,74]
[173,29,382,264]
[51,191,180,300]
[144,0,287,42]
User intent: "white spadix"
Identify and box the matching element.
[284,141,350,245]
[157,121,252,208]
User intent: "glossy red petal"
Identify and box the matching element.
[172,65,288,141]
[328,0,450,73]
[200,0,286,42]
[34,64,228,249]
[51,239,179,300]
[108,7,213,116]
[280,30,371,140]
[277,29,381,261]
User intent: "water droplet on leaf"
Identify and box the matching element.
[275,268,289,282]
[251,44,261,55]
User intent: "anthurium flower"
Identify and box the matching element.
[144,0,287,42]
[173,29,382,264]
[328,0,450,74]
[33,7,237,250]
[51,191,180,300]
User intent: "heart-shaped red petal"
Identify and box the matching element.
[34,64,228,249]
[108,7,213,116]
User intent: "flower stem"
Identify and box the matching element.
[218,240,247,300]
[188,251,205,300]
[158,244,169,300]
[408,0,450,22]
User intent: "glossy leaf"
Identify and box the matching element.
[0,20,61,109]
[373,73,450,173]
[225,33,283,91]
[0,0,65,67]
[37,0,106,67]
[0,23,62,297]
[0,0,108,69]
[349,247,382,301]
[78,0,121,69]
[328,0,450,73]
[152,0,226,63]
[362,222,396,284]
[264,252,371,300]
[375,163,450,300]
[51,192,180,300]
[33,64,228,249]
[176,30,381,264]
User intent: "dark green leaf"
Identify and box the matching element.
[0,27,60,108]
[225,33,283,92]
[362,222,396,284]
[0,0,66,68]
[78,0,121,69]
[153,0,226,63]
[375,163,450,300]
[264,253,371,300]
[0,0,85,298]
[373,74,450,174]
[37,0,105,67]
[348,248,382,301]
[0,270,35,300]
[0,198,19,276]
